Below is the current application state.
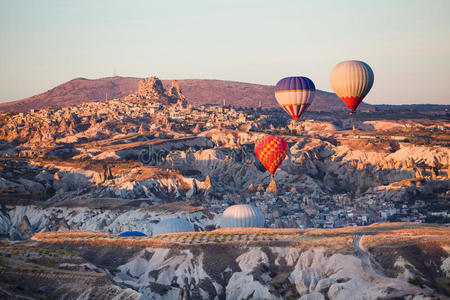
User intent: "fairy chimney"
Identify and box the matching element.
[266,179,278,194]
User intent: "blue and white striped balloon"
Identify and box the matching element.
[274,76,315,121]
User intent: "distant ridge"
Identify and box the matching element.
[0,76,374,113]
[374,104,450,112]
[0,77,141,113]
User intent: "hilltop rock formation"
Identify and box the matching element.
[167,80,186,101]
[123,77,188,106]
[125,77,172,103]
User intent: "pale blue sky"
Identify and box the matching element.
[1,0,449,104]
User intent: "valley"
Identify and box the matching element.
[0,223,448,299]
[0,76,448,299]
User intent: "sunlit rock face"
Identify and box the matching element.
[135,77,167,100]
[123,77,184,105]
[167,80,187,103]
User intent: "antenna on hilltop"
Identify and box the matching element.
[113,67,117,77]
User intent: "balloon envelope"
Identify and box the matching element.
[274,76,316,121]
[118,231,147,237]
[254,135,288,175]
[152,218,194,235]
[219,204,265,228]
[330,60,374,112]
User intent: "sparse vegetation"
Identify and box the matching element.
[24,223,449,258]
[408,275,423,286]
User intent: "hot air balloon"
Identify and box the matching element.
[219,204,265,228]
[152,218,194,235]
[254,135,287,176]
[274,76,316,121]
[330,60,374,113]
[118,231,147,237]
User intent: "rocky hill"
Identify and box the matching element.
[0,77,140,113]
[0,76,374,113]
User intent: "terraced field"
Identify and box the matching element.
[30,222,449,249]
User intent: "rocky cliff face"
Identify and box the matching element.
[31,225,445,300]
[167,80,186,101]
[158,133,449,196]
[1,201,212,240]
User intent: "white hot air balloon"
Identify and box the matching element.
[330,60,374,113]
[219,204,265,228]
[152,218,195,235]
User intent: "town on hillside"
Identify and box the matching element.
[0,77,448,233]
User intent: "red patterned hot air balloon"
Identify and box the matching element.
[255,135,288,176]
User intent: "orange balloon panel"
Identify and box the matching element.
[254,135,288,175]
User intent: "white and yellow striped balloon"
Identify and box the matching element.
[330,60,374,112]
